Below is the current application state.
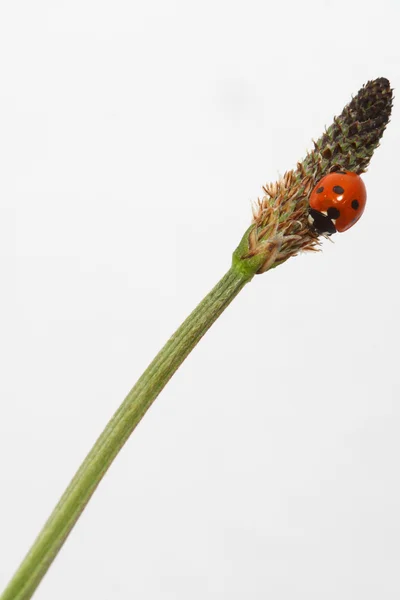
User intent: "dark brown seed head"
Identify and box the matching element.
[304,77,393,176]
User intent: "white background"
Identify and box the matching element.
[1,1,399,598]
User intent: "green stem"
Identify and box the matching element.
[1,264,253,600]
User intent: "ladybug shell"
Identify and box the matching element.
[309,171,367,233]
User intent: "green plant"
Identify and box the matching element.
[1,77,393,600]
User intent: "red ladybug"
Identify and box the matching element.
[308,171,367,234]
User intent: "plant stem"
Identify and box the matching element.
[1,264,253,600]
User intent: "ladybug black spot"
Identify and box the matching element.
[316,186,324,193]
[333,185,344,194]
[327,207,340,219]
[351,199,359,210]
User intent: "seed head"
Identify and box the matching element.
[234,78,393,275]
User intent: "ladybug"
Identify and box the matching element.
[308,171,367,234]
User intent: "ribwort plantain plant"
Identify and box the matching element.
[1,78,393,600]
